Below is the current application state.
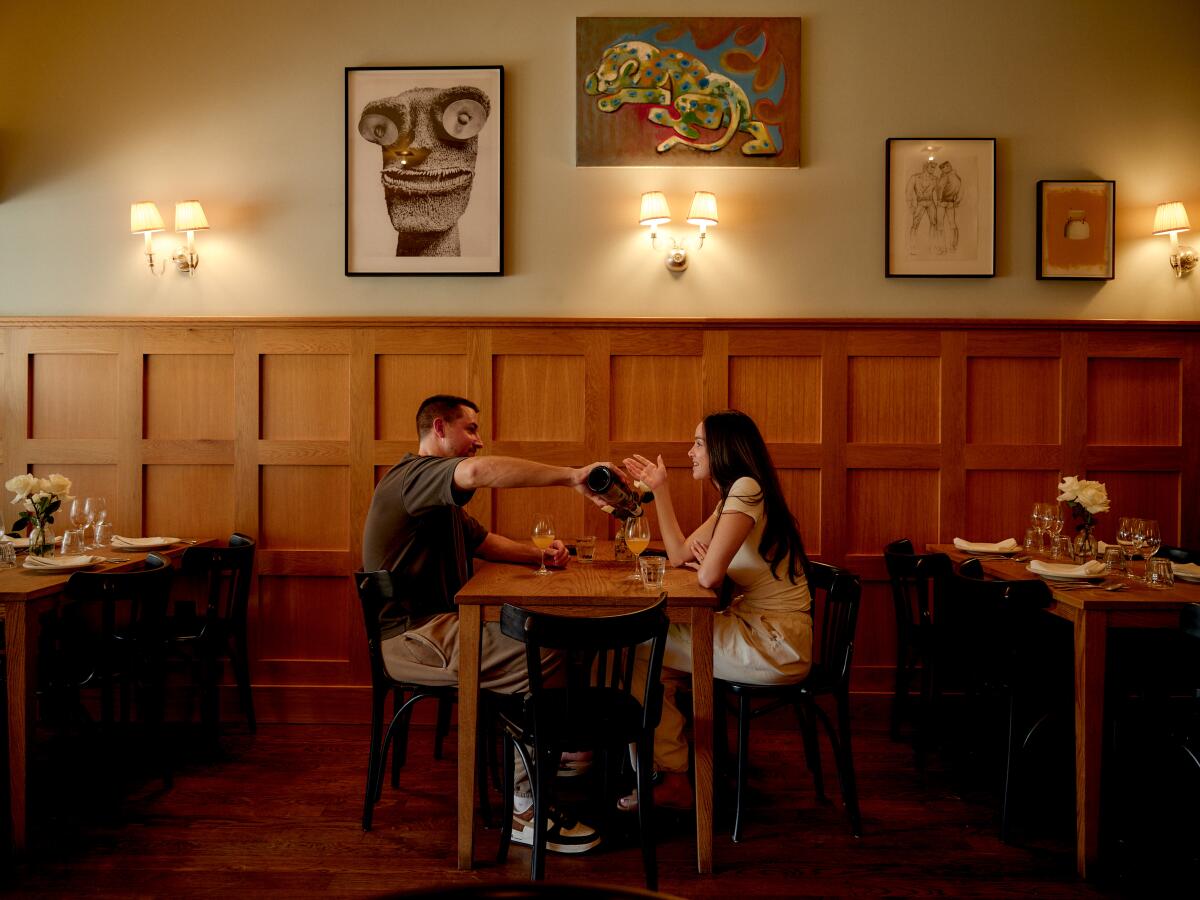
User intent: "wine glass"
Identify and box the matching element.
[531,514,555,576]
[1116,517,1139,574]
[624,516,651,581]
[1047,503,1064,546]
[87,496,108,546]
[1033,502,1053,554]
[68,496,91,549]
[1139,519,1161,580]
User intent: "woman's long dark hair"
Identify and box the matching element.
[703,409,810,584]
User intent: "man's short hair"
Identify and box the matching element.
[416,394,479,438]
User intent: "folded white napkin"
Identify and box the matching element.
[11,535,63,549]
[1029,559,1106,578]
[1171,562,1200,579]
[22,554,98,569]
[953,537,1019,553]
[112,535,179,548]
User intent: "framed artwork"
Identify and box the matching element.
[576,17,802,167]
[345,66,503,276]
[1036,180,1115,280]
[885,138,996,277]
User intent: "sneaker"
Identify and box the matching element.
[510,805,601,854]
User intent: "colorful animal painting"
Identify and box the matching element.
[576,18,801,167]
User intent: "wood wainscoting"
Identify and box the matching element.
[2,318,1197,723]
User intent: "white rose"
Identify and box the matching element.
[1076,481,1109,514]
[31,491,49,503]
[5,473,38,502]
[45,473,72,496]
[1056,475,1081,503]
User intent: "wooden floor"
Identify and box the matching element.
[3,697,1122,898]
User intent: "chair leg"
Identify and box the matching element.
[916,646,935,770]
[391,688,409,788]
[434,694,453,760]
[794,700,827,803]
[363,689,386,831]
[732,693,752,843]
[891,637,907,741]
[813,692,863,837]
[231,633,256,733]
[497,734,516,863]
[636,738,658,891]
[1001,692,1018,843]
[530,743,548,882]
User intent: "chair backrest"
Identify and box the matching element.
[1182,603,1200,642]
[63,552,175,640]
[941,557,1052,674]
[1156,543,1200,566]
[883,538,951,636]
[179,533,255,635]
[807,561,862,691]
[355,569,398,688]
[500,597,670,741]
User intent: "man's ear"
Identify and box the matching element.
[432,417,447,439]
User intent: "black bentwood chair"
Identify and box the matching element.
[496,597,669,888]
[717,561,863,842]
[165,533,257,735]
[882,539,951,760]
[355,570,488,832]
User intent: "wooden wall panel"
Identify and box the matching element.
[2,318,1197,719]
[144,354,235,439]
[375,353,469,441]
[30,354,118,439]
[966,357,1060,445]
[29,463,118,530]
[1087,357,1180,446]
[847,357,940,444]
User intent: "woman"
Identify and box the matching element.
[620,409,813,811]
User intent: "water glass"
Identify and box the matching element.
[0,539,16,568]
[60,528,87,556]
[1023,528,1039,553]
[1050,534,1072,560]
[575,535,596,562]
[639,555,667,589]
[1145,557,1174,589]
[1101,545,1125,576]
[94,520,114,547]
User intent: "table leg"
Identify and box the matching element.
[1074,608,1107,878]
[5,600,35,851]
[457,604,482,870]
[690,606,714,875]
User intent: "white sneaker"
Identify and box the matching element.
[510,805,601,854]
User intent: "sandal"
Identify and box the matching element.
[616,773,694,813]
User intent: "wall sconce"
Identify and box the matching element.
[1152,201,1195,278]
[130,199,209,275]
[638,191,718,272]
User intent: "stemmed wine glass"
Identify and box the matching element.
[69,496,92,549]
[1033,502,1054,554]
[1116,517,1140,576]
[87,496,107,547]
[1047,503,1064,552]
[1139,519,1161,581]
[624,516,651,581]
[531,514,555,576]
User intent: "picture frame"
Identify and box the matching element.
[885,138,996,277]
[345,66,503,276]
[1036,180,1115,280]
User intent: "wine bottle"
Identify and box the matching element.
[585,466,654,519]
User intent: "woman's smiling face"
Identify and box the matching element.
[688,422,710,481]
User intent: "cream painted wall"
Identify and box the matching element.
[1,0,1198,319]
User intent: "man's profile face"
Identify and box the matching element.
[437,406,484,457]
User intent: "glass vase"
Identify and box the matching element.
[1073,527,1098,563]
[29,523,54,557]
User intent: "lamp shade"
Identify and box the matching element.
[639,191,671,227]
[1153,201,1191,235]
[686,191,719,226]
[175,200,210,232]
[130,201,165,234]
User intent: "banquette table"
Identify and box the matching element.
[455,546,718,874]
[1,540,211,851]
[930,544,1200,878]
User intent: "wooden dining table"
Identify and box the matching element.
[0,539,210,852]
[930,544,1200,878]
[454,544,719,874]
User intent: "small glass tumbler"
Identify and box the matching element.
[94,521,114,548]
[1050,535,1072,560]
[0,538,16,568]
[60,528,87,556]
[575,536,596,563]
[1024,528,1039,553]
[1101,545,1125,576]
[639,556,667,589]
[1145,557,1174,589]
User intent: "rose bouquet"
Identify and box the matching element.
[5,472,73,556]
[1056,475,1109,560]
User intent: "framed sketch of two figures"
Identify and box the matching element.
[886,138,995,277]
[346,66,503,276]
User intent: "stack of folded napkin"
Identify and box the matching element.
[953,537,1019,553]
[111,535,178,549]
[1029,559,1106,578]
[22,554,98,569]
[1171,562,1200,581]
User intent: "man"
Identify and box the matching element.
[361,394,607,853]
[906,160,940,252]
[936,160,963,254]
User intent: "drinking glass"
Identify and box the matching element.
[1139,520,1162,580]
[639,555,666,589]
[94,520,114,548]
[87,496,108,546]
[624,516,651,581]
[531,515,555,576]
[1116,517,1139,572]
[1028,505,1043,553]
[60,528,87,556]
[1047,504,1064,546]
[0,537,16,568]
[1145,557,1174,589]
[71,496,96,549]
[1101,545,1125,576]
[575,536,596,563]
[1035,502,1055,553]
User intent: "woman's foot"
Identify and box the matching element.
[617,772,694,812]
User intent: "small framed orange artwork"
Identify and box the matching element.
[1036,180,1115,280]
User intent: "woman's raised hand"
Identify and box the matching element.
[622,453,669,491]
